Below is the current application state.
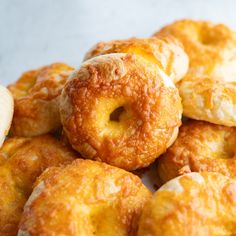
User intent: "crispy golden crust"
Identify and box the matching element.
[0,86,14,147]
[178,75,236,126]
[18,159,151,236]
[138,172,236,236]
[8,63,74,137]
[158,120,236,183]
[155,19,236,79]
[60,53,182,170]
[84,36,189,83]
[0,135,77,236]
[155,20,236,126]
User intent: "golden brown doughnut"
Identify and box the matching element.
[0,85,14,147]
[60,53,182,170]
[18,159,151,236]
[154,20,236,126]
[158,120,236,183]
[0,135,77,236]
[155,19,236,80]
[8,63,74,137]
[138,172,236,236]
[84,36,189,83]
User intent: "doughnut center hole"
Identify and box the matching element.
[110,106,125,122]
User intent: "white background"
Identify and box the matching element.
[1,0,236,85]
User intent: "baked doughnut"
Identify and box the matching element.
[84,36,189,83]
[154,20,236,126]
[8,63,74,137]
[0,85,14,147]
[158,120,236,183]
[138,172,236,236]
[18,159,151,236]
[60,53,182,170]
[155,19,236,80]
[0,135,77,236]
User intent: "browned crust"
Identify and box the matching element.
[19,159,151,236]
[84,36,189,83]
[138,172,236,236]
[8,63,74,137]
[158,120,236,183]
[60,53,182,170]
[0,135,78,236]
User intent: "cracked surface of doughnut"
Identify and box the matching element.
[155,20,236,126]
[60,53,182,170]
[19,159,151,236]
[138,172,236,236]
[84,36,189,83]
[158,120,236,183]
[0,135,77,236]
[8,63,74,137]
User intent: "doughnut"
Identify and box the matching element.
[138,172,236,236]
[0,135,77,236]
[154,20,236,126]
[0,85,14,147]
[155,19,236,80]
[18,159,151,236]
[84,36,189,83]
[158,120,236,183]
[8,63,74,137]
[60,53,182,170]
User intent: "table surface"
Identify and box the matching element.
[1,0,236,85]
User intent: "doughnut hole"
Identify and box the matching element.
[95,98,134,138]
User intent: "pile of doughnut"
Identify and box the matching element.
[1,19,236,236]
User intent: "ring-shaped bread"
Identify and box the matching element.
[0,135,76,235]
[18,159,151,236]
[158,120,236,183]
[138,172,236,236]
[60,53,182,170]
[84,36,189,83]
[155,20,236,126]
[8,63,74,137]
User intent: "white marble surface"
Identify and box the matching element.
[1,0,236,85]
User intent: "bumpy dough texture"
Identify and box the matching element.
[0,135,76,236]
[0,85,14,147]
[138,172,236,236]
[18,159,151,236]
[8,63,74,137]
[60,53,182,170]
[158,120,236,183]
[155,19,236,126]
[84,36,189,83]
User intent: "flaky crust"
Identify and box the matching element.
[84,36,189,83]
[8,63,74,137]
[158,120,236,183]
[0,85,14,147]
[0,135,77,236]
[18,159,151,236]
[138,172,236,236]
[60,53,182,170]
[155,20,236,126]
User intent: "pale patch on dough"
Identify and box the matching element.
[158,175,184,193]
[189,172,205,184]
[24,181,45,209]
[159,69,175,88]
[166,127,179,148]
[18,230,30,236]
